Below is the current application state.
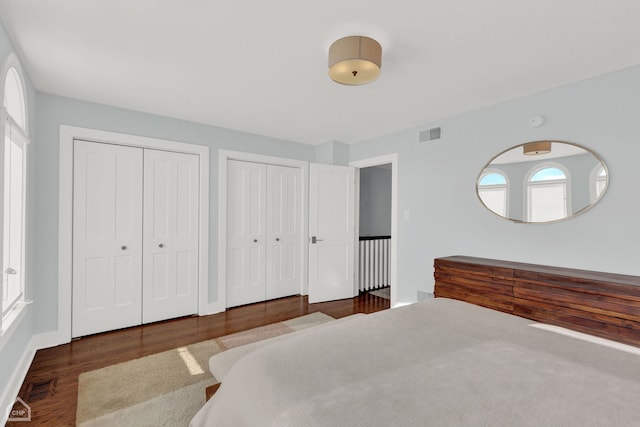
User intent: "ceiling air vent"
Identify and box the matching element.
[418,127,441,142]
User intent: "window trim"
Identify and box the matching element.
[524,162,571,223]
[0,52,30,346]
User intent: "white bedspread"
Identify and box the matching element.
[190,298,640,426]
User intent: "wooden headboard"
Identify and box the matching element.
[434,256,640,347]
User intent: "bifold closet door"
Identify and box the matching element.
[226,160,267,307]
[72,140,143,337]
[226,160,301,308]
[266,165,301,300]
[142,150,199,323]
[73,140,199,337]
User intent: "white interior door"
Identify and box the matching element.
[308,163,356,303]
[266,164,301,300]
[72,140,143,337]
[226,160,266,307]
[142,150,199,323]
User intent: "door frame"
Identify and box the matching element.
[57,125,210,345]
[217,150,309,310]
[350,154,398,308]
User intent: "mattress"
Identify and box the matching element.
[190,298,640,426]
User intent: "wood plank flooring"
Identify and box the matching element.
[7,293,389,426]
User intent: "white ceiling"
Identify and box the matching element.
[1,1,639,145]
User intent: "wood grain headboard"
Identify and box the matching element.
[434,256,640,347]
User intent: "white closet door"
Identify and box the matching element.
[72,140,143,337]
[143,150,199,323]
[266,165,301,299]
[226,160,266,307]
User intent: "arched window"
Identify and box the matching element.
[4,66,27,133]
[478,170,508,217]
[526,165,568,222]
[590,165,607,202]
[1,53,29,331]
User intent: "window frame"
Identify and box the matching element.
[525,163,571,223]
[0,52,30,345]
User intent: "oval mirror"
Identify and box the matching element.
[476,141,608,223]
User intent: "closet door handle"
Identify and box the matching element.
[5,267,17,275]
[275,238,280,242]
[253,239,258,243]
[159,243,164,248]
[121,245,127,250]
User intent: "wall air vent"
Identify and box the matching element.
[418,127,441,142]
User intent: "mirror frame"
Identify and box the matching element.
[476,140,609,224]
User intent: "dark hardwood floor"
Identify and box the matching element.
[7,293,389,426]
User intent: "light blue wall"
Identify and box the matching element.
[314,141,350,165]
[359,166,392,236]
[351,65,640,303]
[0,312,32,391]
[0,19,38,401]
[33,93,315,333]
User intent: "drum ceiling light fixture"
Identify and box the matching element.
[328,36,382,86]
[523,141,552,155]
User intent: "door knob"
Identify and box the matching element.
[253,239,258,243]
[159,243,164,248]
[311,236,324,244]
[276,238,280,242]
[121,245,127,250]
[5,267,17,274]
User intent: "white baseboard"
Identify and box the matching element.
[0,334,37,425]
[31,329,67,350]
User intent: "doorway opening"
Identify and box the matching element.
[350,154,397,307]
[358,164,391,300]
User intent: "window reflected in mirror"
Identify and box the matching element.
[591,165,607,202]
[526,166,567,222]
[478,171,508,217]
[476,141,608,223]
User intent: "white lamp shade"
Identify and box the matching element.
[328,36,382,85]
[523,141,552,155]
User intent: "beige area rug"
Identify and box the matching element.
[76,312,334,427]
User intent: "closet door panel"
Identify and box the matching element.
[226,160,267,307]
[143,150,199,323]
[266,165,301,299]
[72,140,143,337]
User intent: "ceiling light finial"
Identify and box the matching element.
[328,36,381,85]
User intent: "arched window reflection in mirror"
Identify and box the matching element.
[526,166,569,223]
[590,165,607,203]
[478,171,508,217]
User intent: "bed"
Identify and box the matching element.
[190,257,640,426]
